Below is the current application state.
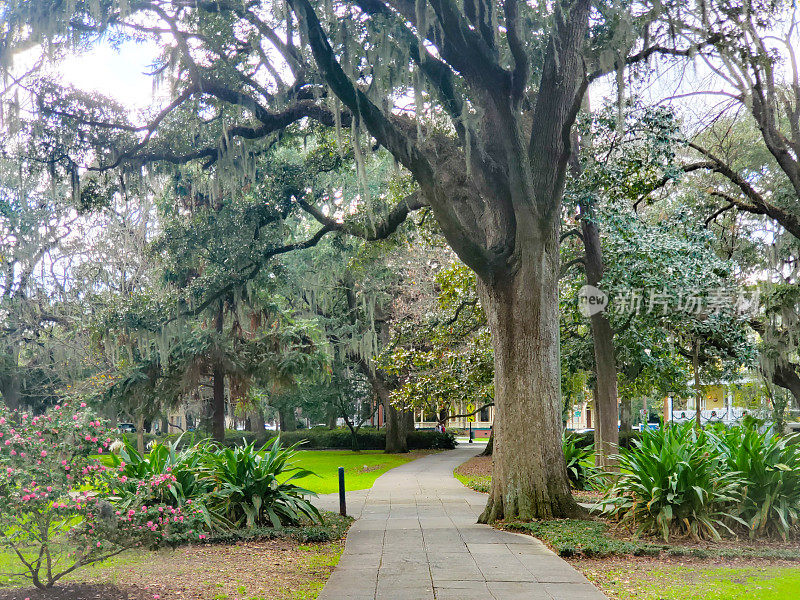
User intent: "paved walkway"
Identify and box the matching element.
[312,445,607,600]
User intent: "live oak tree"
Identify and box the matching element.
[2,0,719,519]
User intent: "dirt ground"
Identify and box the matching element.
[454,454,491,479]
[0,539,344,600]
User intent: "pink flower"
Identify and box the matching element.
[0,417,5,425]
[73,415,79,421]
[40,450,47,457]
[80,403,86,408]
[96,542,101,548]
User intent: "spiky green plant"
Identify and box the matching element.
[714,426,800,539]
[601,422,744,541]
[202,437,320,528]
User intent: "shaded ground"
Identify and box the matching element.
[574,556,800,600]
[454,454,597,503]
[0,538,344,600]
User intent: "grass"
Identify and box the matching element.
[582,563,800,600]
[286,449,432,494]
[504,519,800,561]
[453,471,491,493]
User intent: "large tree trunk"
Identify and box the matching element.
[248,408,267,439]
[279,406,297,432]
[575,124,620,470]
[211,366,226,442]
[478,237,584,522]
[693,339,703,430]
[0,365,21,411]
[620,397,632,435]
[480,430,493,456]
[326,403,338,429]
[135,413,146,454]
[402,408,415,434]
[772,362,800,407]
[211,303,226,443]
[582,263,619,465]
[385,403,408,453]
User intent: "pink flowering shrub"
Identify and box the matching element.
[0,401,206,589]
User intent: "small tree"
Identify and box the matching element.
[0,401,205,589]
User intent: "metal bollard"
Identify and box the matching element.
[338,466,347,517]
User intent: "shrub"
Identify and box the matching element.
[139,428,456,451]
[0,402,204,589]
[103,434,219,528]
[263,428,456,450]
[562,432,598,491]
[714,424,800,539]
[601,422,743,542]
[202,438,321,528]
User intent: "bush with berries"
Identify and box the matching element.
[0,401,207,589]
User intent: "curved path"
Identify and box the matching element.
[312,445,607,600]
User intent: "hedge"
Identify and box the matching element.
[569,430,641,450]
[122,427,456,451]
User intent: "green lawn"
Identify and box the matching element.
[586,565,800,600]
[287,450,431,494]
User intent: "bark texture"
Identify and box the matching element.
[211,305,226,442]
[478,227,583,521]
[480,430,494,455]
[580,214,620,469]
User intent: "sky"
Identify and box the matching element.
[55,41,163,111]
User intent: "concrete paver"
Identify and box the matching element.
[313,445,607,600]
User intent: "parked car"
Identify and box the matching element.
[117,423,136,433]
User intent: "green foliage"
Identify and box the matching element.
[202,438,321,528]
[715,426,800,539]
[377,262,494,416]
[195,511,352,545]
[125,427,456,451]
[601,422,744,541]
[562,432,599,491]
[103,434,215,528]
[0,402,205,589]
[503,520,648,558]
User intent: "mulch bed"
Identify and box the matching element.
[1,538,344,600]
[454,455,491,479]
[0,584,139,600]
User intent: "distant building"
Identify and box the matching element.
[413,402,494,438]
